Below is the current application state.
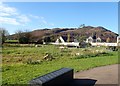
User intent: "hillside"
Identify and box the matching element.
[9,26,118,43]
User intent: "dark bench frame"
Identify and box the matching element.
[29,68,73,86]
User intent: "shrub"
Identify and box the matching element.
[19,37,29,44]
[106,46,118,51]
[43,53,54,61]
[79,42,91,48]
[74,51,113,59]
[25,58,42,65]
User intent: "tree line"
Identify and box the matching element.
[0,28,54,44]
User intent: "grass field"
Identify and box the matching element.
[2,44,118,84]
[5,40,19,43]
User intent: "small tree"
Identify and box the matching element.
[75,35,87,42]
[67,33,70,42]
[78,24,85,29]
[15,30,23,41]
[106,37,110,43]
[0,28,9,44]
[37,38,43,44]
[24,29,31,43]
[15,29,31,44]
[43,36,51,43]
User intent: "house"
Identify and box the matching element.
[96,37,101,42]
[86,36,93,43]
[86,36,101,43]
[117,35,120,43]
[55,36,78,43]
[51,36,80,47]
[55,36,65,43]
[89,36,119,47]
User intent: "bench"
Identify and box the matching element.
[29,68,73,86]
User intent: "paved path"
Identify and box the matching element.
[74,64,118,84]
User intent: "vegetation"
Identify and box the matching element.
[19,37,29,44]
[0,28,9,44]
[2,44,118,84]
[14,30,32,44]
[1,26,119,85]
[106,46,119,51]
[5,40,19,43]
[9,26,118,43]
[78,24,85,28]
[106,37,110,43]
[67,33,70,42]
[43,36,51,43]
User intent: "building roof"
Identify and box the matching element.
[61,36,75,42]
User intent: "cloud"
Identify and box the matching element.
[0,3,18,16]
[0,17,20,25]
[0,3,55,27]
[29,14,40,19]
[40,17,50,25]
[0,13,11,16]
[40,16,44,19]
[0,3,30,25]
[40,17,55,26]
[49,23,55,26]
[42,20,47,24]
[17,15,30,23]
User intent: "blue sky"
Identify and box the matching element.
[0,2,118,34]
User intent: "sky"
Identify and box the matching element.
[0,2,118,35]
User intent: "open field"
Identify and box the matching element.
[2,45,118,84]
[5,40,19,43]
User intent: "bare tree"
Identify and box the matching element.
[15,29,32,44]
[78,24,85,29]
[15,29,23,40]
[24,29,31,40]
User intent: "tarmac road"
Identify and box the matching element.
[74,64,119,85]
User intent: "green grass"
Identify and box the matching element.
[5,40,19,43]
[2,45,119,84]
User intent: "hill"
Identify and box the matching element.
[9,26,118,43]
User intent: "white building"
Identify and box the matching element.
[86,36,93,43]
[117,35,120,43]
[96,37,101,42]
[51,36,80,47]
[86,36,101,43]
[55,36,65,43]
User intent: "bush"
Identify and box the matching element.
[19,37,29,44]
[86,43,92,47]
[43,53,54,61]
[25,58,42,65]
[79,42,91,48]
[74,51,113,59]
[106,46,118,51]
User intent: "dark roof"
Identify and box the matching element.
[92,35,96,39]
[61,36,74,42]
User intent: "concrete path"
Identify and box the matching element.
[74,64,118,84]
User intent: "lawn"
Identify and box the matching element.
[1,45,118,85]
[5,40,19,43]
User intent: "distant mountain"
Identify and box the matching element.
[9,26,118,43]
